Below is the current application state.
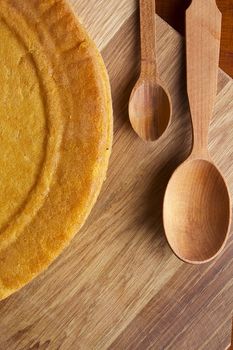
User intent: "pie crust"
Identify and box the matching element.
[0,0,112,300]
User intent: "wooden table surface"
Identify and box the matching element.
[1,1,233,349]
[156,0,233,78]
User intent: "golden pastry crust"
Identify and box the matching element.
[0,0,112,300]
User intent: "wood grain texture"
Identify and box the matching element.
[0,1,233,349]
[156,0,233,78]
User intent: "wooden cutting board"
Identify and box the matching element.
[1,1,233,349]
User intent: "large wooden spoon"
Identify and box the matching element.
[163,0,231,264]
[129,0,171,141]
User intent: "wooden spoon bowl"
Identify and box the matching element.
[129,79,171,141]
[163,159,231,263]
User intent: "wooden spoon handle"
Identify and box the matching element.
[186,0,222,158]
[140,0,157,77]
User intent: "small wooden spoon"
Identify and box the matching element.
[163,0,231,264]
[129,0,171,141]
